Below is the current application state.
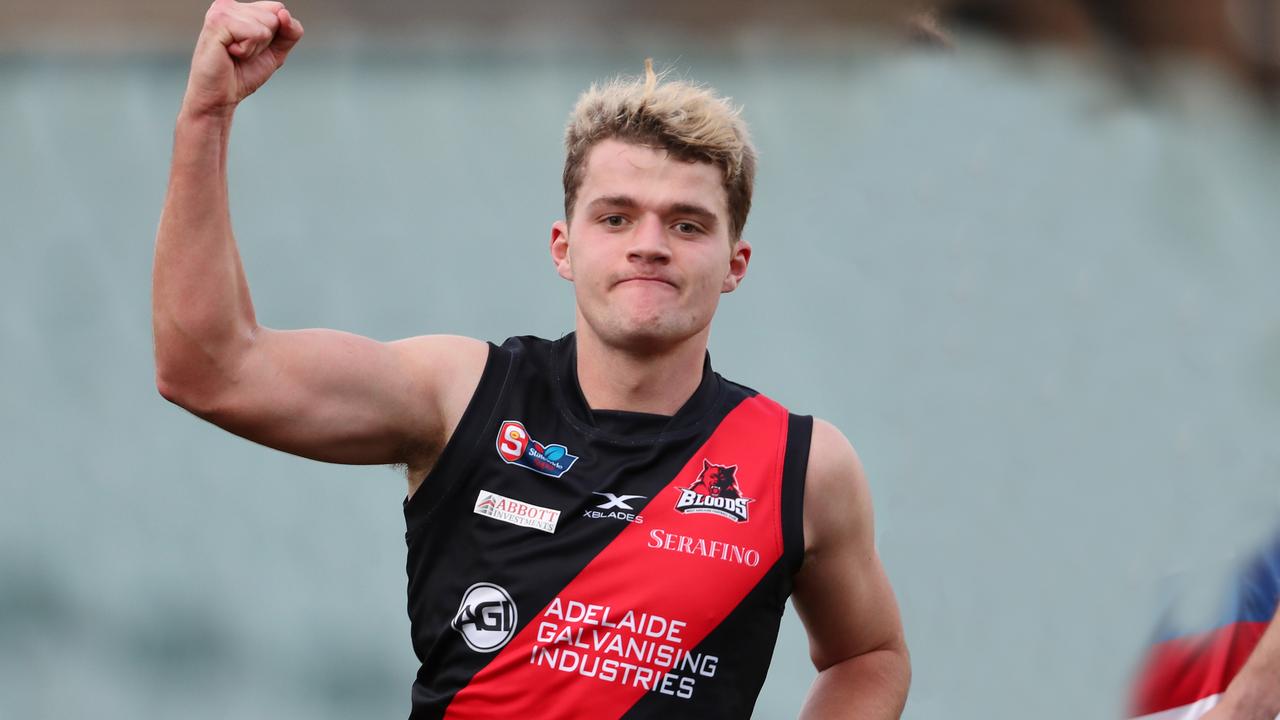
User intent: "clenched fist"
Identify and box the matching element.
[182,0,304,118]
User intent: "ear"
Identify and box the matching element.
[721,238,751,293]
[702,458,711,470]
[551,220,573,282]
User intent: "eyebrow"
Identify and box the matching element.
[585,194,721,229]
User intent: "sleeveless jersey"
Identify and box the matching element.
[403,334,811,720]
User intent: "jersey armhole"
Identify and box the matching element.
[404,342,513,536]
[781,413,813,577]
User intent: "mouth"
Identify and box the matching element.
[615,276,677,289]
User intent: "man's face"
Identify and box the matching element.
[551,138,751,354]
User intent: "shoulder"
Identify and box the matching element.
[802,417,873,557]
[389,335,489,468]
[389,334,491,387]
[391,333,559,441]
[390,333,489,355]
[390,333,563,383]
[806,418,865,488]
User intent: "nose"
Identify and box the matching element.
[626,213,671,265]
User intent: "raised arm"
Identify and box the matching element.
[153,0,486,491]
[793,419,911,719]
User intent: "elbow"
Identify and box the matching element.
[155,371,237,422]
[154,358,230,418]
[154,364,203,412]
[816,635,911,697]
[153,344,184,405]
[153,338,194,407]
[152,322,256,414]
[883,637,912,701]
[814,632,910,674]
[877,634,911,688]
[155,370,193,409]
[155,372,180,405]
[896,641,912,694]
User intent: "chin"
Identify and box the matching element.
[596,312,702,354]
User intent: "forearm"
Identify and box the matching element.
[152,108,258,401]
[798,645,911,720]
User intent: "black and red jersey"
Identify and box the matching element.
[404,334,811,719]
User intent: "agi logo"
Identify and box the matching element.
[452,582,517,653]
[496,420,579,478]
[674,459,753,523]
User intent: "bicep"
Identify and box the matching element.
[188,328,488,466]
[791,419,906,671]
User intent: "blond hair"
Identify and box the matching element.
[562,59,757,241]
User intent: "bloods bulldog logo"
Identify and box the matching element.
[496,420,579,478]
[674,459,753,523]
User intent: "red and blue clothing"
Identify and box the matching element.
[1130,530,1280,718]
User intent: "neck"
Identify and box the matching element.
[574,321,709,416]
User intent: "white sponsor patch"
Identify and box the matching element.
[452,582,518,653]
[473,490,560,534]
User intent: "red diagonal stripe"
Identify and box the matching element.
[445,395,789,720]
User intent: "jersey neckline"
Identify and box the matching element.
[550,332,723,443]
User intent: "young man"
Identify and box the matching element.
[153,1,911,717]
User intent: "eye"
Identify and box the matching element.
[603,215,627,228]
[674,222,702,235]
